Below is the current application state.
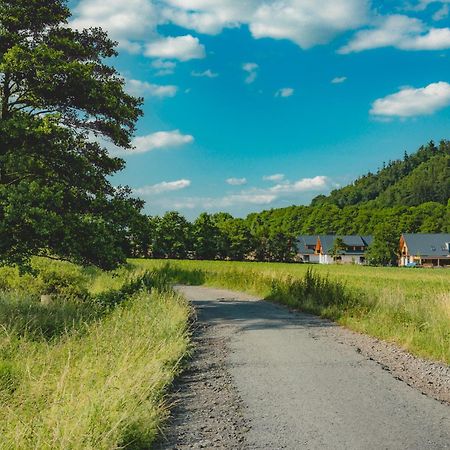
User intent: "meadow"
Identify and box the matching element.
[0,260,191,449]
[133,259,450,365]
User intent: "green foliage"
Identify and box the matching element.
[153,212,192,259]
[0,0,144,269]
[330,237,346,260]
[192,212,220,259]
[366,223,400,266]
[314,140,450,208]
[0,261,191,448]
[136,259,450,364]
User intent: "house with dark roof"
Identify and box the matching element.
[315,235,373,265]
[399,233,450,267]
[296,235,320,263]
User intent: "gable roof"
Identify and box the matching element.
[402,233,450,257]
[317,235,373,255]
[296,235,318,255]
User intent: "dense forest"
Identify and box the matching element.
[127,140,450,262]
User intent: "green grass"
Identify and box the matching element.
[132,259,450,365]
[0,260,191,449]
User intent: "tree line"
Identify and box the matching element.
[124,200,450,264]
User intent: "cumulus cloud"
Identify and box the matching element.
[331,76,347,84]
[144,34,205,61]
[370,81,450,117]
[340,15,450,53]
[191,69,219,78]
[263,174,285,182]
[131,130,194,153]
[74,1,450,58]
[243,62,259,84]
[249,0,369,49]
[144,35,206,61]
[275,88,295,98]
[126,79,178,98]
[70,0,158,53]
[226,177,247,186]
[134,179,191,196]
[166,175,330,210]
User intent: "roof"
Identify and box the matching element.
[296,235,318,255]
[317,235,373,255]
[402,233,450,257]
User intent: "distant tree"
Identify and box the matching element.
[125,214,156,258]
[153,212,192,259]
[266,232,295,262]
[216,218,253,261]
[366,223,399,266]
[330,237,346,262]
[192,212,220,260]
[0,0,142,269]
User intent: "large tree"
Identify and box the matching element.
[0,0,143,269]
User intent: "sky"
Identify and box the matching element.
[68,0,450,219]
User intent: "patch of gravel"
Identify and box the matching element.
[319,321,450,405]
[155,321,249,449]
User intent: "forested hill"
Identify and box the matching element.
[244,140,450,238]
[124,140,449,262]
[311,140,450,208]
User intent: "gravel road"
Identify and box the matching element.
[158,285,450,450]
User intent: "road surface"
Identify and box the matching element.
[171,285,450,450]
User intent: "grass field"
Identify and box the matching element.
[132,259,450,365]
[0,261,191,449]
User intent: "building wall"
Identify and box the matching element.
[319,254,366,265]
[299,254,320,263]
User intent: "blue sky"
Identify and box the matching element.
[69,0,450,218]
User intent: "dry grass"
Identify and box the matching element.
[0,263,191,449]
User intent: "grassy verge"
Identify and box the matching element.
[0,261,191,449]
[132,259,450,365]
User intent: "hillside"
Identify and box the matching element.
[311,140,450,208]
[245,140,450,237]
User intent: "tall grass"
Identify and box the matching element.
[0,261,191,449]
[133,259,450,364]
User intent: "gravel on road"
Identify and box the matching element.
[157,286,450,450]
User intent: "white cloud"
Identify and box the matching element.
[191,69,219,78]
[162,0,369,49]
[126,79,178,98]
[275,88,295,98]
[134,179,191,196]
[263,174,285,182]
[160,0,254,35]
[340,15,450,53]
[70,0,158,52]
[152,59,177,76]
[433,4,449,20]
[331,76,347,84]
[165,175,330,210]
[250,0,369,49]
[226,177,247,186]
[243,62,259,84]
[145,35,205,61]
[370,81,450,117]
[268,176,329,193]
[132,130,194,153]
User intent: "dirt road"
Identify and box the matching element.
[158,285,450,450]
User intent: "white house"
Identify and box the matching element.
[315,235,373,265]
